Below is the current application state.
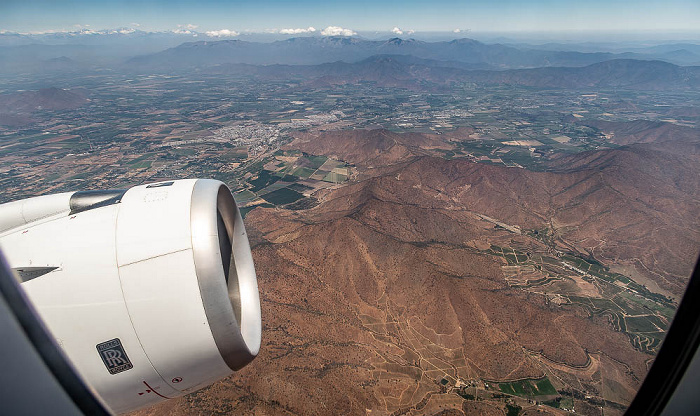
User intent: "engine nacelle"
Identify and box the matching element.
[0,179,261,414]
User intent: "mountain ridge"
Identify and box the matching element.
[128,36,627,68]
[195,56,700,91]
[135,129,700,415]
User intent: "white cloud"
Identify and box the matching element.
[279,26,316,35]
[407,29,415,35]
[206,29,240,37]
[131,22,141,27]
[172,24,199,35]
[391,27,403,35]
[453,29,461,33]
[321,26,356,36]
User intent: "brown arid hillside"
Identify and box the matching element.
[294,129,697,297]
[290,129,455,172]
[135,127,698,416]
[580,119,700,146]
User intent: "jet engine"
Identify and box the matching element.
[0,179,261,414]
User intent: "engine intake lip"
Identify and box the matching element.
[190,180,261,371]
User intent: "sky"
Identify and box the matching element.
[1,0,699,35]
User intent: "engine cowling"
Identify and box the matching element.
[0,179,261,414]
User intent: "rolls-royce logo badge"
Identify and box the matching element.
[96,338,133,375]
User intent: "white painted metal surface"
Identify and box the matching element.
[0,192,73,235]
[0,179,261,414]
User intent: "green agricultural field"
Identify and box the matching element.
[499,383,516,395]
[498,377,557,398]
[292,166,316,179]
[619,292,675,319]
[262,188,304,205]
[625,316,662,333]
[310,170,330,180]
[234,190,256,204]
[613,295,650,315]
[323,171,347,183]
[258,182,293,195]
[306,155,328,169]
[249,170,279,192]
[535,377,557,395]
[319,158,346,169]
[288,183,313,193]
[512,380,532,396]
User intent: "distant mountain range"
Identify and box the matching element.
[466,59,700,90]
[128,36,672,69]
[120,38,700,91]
[196,56,700,91]
[0,87,87,126]
[3,30,697,63]
[2,33,698,75]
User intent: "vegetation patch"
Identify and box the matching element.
[292,166,316,178]
[498,377,557,398]
[625,315,662,333]
[249,170,279,192]
[262,188,305,205]
[323,171,348,183]
[306,154,328,169]
[505,404,521,416]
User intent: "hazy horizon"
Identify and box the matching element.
[2,28,700,46]
[2,0,699,39]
